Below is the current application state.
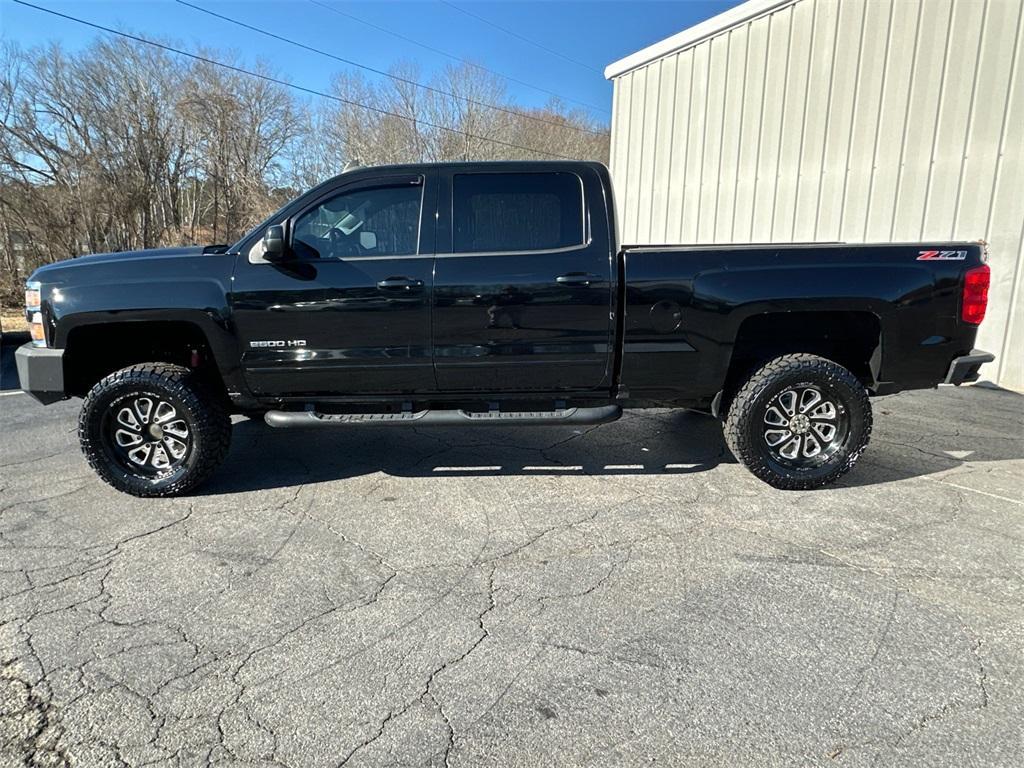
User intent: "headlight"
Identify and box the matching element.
[29,312,46,346]
[25,280,41,313]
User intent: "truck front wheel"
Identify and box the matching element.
[79,363,232,497]
[723,354,872,490]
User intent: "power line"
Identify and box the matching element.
[307,0,610,115]
[175,0,604,138]
[438,0,603,75]
[10,0,576,161]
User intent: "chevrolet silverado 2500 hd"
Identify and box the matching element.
[16,161,994,496]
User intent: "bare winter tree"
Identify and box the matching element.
[316,62,608,166]
[180,54,301,243]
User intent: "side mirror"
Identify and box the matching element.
[263,225,287,261]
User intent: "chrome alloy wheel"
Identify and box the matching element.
[107,395,192,474]
[762,385,848,467]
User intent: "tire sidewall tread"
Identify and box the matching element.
[79,363,231,497]
[723,353,872,490]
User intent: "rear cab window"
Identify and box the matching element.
[452,172,585,254]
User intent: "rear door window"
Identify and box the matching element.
[452,172,585,254]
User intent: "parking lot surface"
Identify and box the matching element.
[1,347,1022,766]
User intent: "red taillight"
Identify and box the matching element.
[962,264,990,325]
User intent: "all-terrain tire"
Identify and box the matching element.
[79,363,232,497]
[723,354,872,490]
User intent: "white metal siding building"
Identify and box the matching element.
[606,0,1023,390]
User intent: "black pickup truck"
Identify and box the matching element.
[17,161,993,496]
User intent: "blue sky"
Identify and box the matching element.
[0,0,735,125]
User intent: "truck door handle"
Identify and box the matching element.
[376,277,423,290]
[556,272,600,287]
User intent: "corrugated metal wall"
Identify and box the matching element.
[609,0,1024,390]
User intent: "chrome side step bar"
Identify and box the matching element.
[264,405,622,429]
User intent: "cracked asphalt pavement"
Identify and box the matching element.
[1,344,1022,766]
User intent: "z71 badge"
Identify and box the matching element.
[917,250,967,261]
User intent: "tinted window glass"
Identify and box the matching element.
[293,183,421,259]
[453,172,584,253]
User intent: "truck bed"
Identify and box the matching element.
[617,241,986,406]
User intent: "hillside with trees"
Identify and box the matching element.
[0,37,608,305]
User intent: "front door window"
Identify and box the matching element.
[293,184,422,260]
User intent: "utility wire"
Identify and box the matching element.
[438,0,603,74]
[10,0,575,160]
[307,0,609,115]
[176,0,604,137]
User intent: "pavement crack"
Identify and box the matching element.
[337,566,498,767]
[0,655,72,766]
[970,637,989,709]
[335,709,401,767]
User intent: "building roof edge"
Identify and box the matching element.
[604,0,798,80]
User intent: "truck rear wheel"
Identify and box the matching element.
[723,354,872,490]
[79,363,231,497]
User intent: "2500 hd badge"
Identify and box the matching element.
[249,340,307,348]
